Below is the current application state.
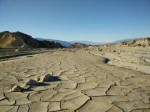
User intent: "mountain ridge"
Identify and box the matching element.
[0,31,150,48]
[0,31,64,48]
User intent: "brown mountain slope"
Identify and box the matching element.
[0,31,24,48]
[0,31,64,48]
[118,38,150,47]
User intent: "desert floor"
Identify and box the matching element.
[0,46,150,112]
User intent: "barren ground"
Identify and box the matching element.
[0,46,150,112]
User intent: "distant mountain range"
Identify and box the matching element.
[36,38,104,46]
[0,31,149,48]
[70,41,103,45]
[36,38,73,47]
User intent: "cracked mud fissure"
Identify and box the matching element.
[0,46,150,112]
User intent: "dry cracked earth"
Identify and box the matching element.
[0,46,150,112]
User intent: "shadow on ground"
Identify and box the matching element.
[46,75,61,82]
[23,75,61,92]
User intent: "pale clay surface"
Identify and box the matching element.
[0,46,150,112]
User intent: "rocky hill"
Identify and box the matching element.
[0,31,64,48]
[72,43,88,48]
[117,37,150,47]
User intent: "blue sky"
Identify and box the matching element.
[0,0,150,42]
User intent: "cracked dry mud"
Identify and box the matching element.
[0,46,150,112]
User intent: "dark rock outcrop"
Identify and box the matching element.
[72,43,88,48]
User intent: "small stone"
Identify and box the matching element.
[112,50,116,52]
[15,49,20,52]
[25,79,40,86]
[36,74,53,82]
[11,85,23,92]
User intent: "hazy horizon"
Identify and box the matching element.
[0,0,150,42]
